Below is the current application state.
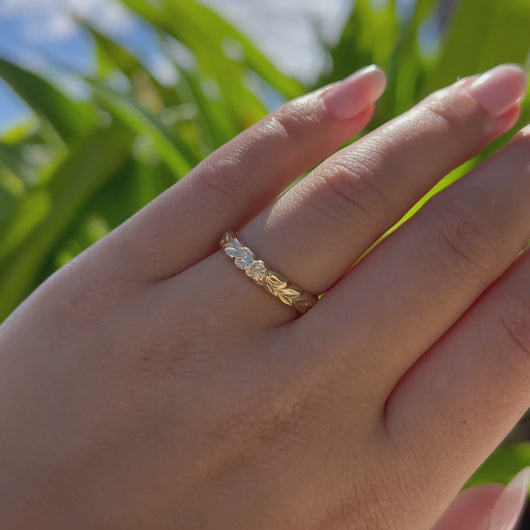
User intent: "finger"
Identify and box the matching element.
[432,471,529,530]
[238,64,526,295]
[432,484,504,530]
[300,123,530,403]
[488,468,530,530]
[92,66,386,281]
[384,247,530,500]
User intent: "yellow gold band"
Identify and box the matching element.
[220,231,317,314]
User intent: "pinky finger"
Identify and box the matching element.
[432,468,530,530]
[384,245,530,528]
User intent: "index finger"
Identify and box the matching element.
[90,66,386,282]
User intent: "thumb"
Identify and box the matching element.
[433,467,530,530]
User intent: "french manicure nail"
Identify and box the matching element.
[321,65,386,120]
[519,123,530,136]
[488,467,530,530]
[466,64,527,116]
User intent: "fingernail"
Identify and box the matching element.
[519,123,530,136]
[466,64,527,116]
[321,65,386,120]
[488,467,530,530]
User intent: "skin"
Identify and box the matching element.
[0,66,529,529]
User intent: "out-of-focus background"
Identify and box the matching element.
[0,0,355,129]
[1,0,530,516]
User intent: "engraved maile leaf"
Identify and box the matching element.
[263,283,275,296]
[292,295,307,305]
[266,272,288,290]
[279,287,300,298]
[279,294,295,305]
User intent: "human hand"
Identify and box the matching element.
[0,63,529,529]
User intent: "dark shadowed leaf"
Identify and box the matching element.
[0,125,132,320]
[92,81,196,177]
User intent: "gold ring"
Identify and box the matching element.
[220,231,317,314]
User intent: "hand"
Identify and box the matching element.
[0,63,529,530]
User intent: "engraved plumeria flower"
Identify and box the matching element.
[245,259,267,284]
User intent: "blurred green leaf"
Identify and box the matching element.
[382,0,437,116]
[0,142,35,184]
[466,443,530,487]
[0,57,98,142]
[165,52,240,149]
[0,125,132,320]
[318,0,400,86]
[1,119,38,143]
[92,82,196,177]
[318,0,439,123]
[36,157,175,282]
[120,0,261,128]
[122,0,303,98]
[81,21,148,81]
[428,0,530,91]
[81,21,180,107]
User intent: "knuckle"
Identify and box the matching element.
[194,155,247,204]
[420,83,485,137]
[193,95,322,204]
[421,197,501,286]
[272,96,321,137]
[251,95,322,157]
[422,92,467,135]
[315,154,390,232]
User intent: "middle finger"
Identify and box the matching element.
[239,65,525,297]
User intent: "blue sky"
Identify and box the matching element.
[0,0,351,133]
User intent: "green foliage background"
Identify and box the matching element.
[1,0,530,493]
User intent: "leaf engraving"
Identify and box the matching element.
[266,273,287,290]
[278,294,294,305]
[220,233,315,313]
[280,287,300,297]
